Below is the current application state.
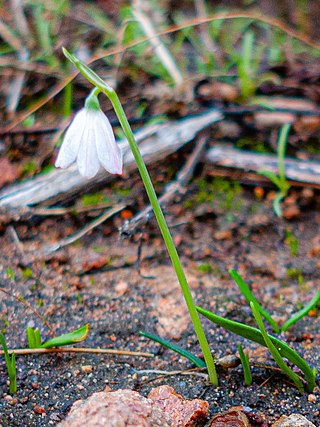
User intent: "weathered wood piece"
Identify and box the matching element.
[206,145,320,187]
[0,110,222,220]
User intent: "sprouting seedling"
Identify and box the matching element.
[27,324,90,349]
[236,30,279,99]
[196,304,316,392]
[230,269,319,333]
[259,124,291,217]
[196,269,317,392]
[238,343,252,386]
[250,301,304,393]
[55,48,217,385]
[285,227,299,257]
[238,30,256,99]
[0,333,17,394]
[27,327,42,349]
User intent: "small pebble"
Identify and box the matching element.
[308,394,317,403]
[34,405,46,415]
[81,365,93,373]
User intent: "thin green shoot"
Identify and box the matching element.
[238,343,252,386]
[236,30,279,99]
[196,305,316,392]
[1,314,9,334]
[229,269,279,333]
[238,30,255,99]
[63,82,73,118]
[281,291,320,332]
[285,227,299,257]
[62,48,217,385]
[250,301,304,393]
[32,3,56,67]
[27,327,42,349]
[287,267,305,289]
[140,331,206,368]
[277,124,291,189]
[6,267,15,281]
[0,334,17,394]
[259,124,291,217]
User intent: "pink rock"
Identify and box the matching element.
[208,408,250,427]
[271,414,316,427]
[58,389,171,427]
[148,385,209,427]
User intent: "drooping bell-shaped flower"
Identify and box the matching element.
[55,93,122,179]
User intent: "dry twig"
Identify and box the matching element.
[42,203,126,255]
[0,347,153,357]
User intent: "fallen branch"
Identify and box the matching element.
[42,203,126,255]
[206,145,320,188]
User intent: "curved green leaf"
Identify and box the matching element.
[41,324,90,349]
[281,291,320,332]
[197,306,316,392]
[140,330,206,368]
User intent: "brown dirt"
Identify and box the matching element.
[0,171,319,426]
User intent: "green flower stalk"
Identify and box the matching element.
[57,48,218,385]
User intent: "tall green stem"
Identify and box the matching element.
[63,48,218,384]
[109,90,217,385]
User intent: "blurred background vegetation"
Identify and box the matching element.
[0,0,319,179]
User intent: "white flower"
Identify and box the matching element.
[55,96,122,179]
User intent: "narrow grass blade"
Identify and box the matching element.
[197,306,316,392]
[0,333,11,371]
[281,291,320,332]
[0,333,17,394]
[238,31,255,98]
[63,82,73,118]
[238,343,252,386]
[41,324,90,348]
[250,301,304,392]
[140,331,206,368]
[277,124,291,186]
[9,352,17,394]
[27,327,35,348]
[273,191,286,218]
[229,269,280,333]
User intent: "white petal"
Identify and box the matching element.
[55,109,87,168]
[76,112,100,178]
[94,111,123,175]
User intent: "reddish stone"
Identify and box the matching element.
[208,408,250,427]
[148,385,209,427]
[58,389,170,427]
[33,405,46,415]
